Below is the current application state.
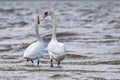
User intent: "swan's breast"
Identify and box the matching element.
[52,53,65,61]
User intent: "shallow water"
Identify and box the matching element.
[0,0,120,80]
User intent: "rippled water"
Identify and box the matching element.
[0,0,120,80]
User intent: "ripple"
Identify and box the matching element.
[8,21,29,26]
[50,74,70,78]
[66,54,90,59]
[0,8,15,13]
[1,55,19,59]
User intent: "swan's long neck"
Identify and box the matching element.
[50,13,57,40]
[35,23,42,42]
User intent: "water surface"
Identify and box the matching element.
[0,0,120,80]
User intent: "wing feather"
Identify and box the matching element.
[24,41,44,59]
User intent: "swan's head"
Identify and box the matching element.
[43,11,53,18]
[34,15,40,24]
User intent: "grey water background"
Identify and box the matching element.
[0,0,120,80]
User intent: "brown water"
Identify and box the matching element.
[0,0,120,80]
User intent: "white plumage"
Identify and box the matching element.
[24,41,44,60]
[48,39,65,61]
[43,11,66,67]
[23,15,44,66]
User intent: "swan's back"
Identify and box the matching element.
[24,41,44,60]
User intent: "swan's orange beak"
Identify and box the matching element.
[43,12,48,18]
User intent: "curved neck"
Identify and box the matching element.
[35,23,42,41]
[50,13,57,40]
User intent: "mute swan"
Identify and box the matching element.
[23,15,44,66]
[43,11,66,67]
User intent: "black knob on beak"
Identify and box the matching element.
[38,19,40,24]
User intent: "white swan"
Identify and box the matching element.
[43,11,66,67]
[23,15,44,66]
